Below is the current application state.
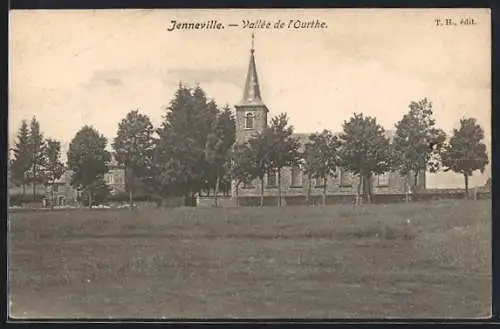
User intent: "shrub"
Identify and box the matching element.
[79,182,111,206]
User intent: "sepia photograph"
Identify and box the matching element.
[8,8,491,319]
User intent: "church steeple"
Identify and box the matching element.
[239,33,264,106]
[234,33,269,144]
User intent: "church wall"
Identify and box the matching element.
[233,167,412,198]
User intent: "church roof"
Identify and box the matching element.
[237,34,265,107]
[292,130,396,151]
[292,133,310,146]
[292,133,311,152]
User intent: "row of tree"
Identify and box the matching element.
[9,117,65,205]
[67,85,236,208]
[10,85,489,208]
[227,97,489,207]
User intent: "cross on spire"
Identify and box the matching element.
[251,32,255,52]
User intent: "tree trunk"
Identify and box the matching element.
[51,179,55,210]
[127,167,134,209]
[32,180,37,201]
[464,173,469,200]
[413,170,419,193]
[32,163,37,201]
[88,190,93,209]
[306,176,312,206]
[129,189,134,209]
[22,184,26,196]
[213,174,220,207]
[361,174,366,204]
[277,169,282,207]
[365,174,372,205]
[260,175,265,208]
[235,182,240,207]
[405,175,410,203]
[322,177,327,206]
[370,175,373,204]
[356,175,362,206]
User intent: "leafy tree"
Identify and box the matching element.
[10,120,31,195]
[302,143,315,205]
[151,85,218,203]
[303,129,340,206]
[44,138,65,208]
[193,91,219,151]
[79,177,111,207]
[338,113,391,205]
[27,116,47,199]
[191,90,219,193]
[229,143,254,207]
[441,117,489,198]
[392,98,446,200]
[268,113,301,207]
[67,125,111,208]
[485,177,491,190]
[204,105,236,206]
[245,128,274,207]
[151,87,192,200]
[112,109,155,208]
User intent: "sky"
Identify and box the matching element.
[9,9,491,188]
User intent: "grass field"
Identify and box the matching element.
[8,200,491,319]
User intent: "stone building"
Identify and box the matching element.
[231,37,425,203]
[103,154,127,195]
[39,154,126,206]
[46,169,79,206]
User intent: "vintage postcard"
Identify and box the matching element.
[8,8,491,319]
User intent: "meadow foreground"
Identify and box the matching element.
[8,200,491,319]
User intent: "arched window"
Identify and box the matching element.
[339,168,352,187]
[245,112,254,129]
[267,169,277,187]
[290,165,302,187]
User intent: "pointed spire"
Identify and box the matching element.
[239,33,264,106]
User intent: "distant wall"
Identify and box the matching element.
[234,191,491,207]
[135,197,195,208]
[197,197,236,208]
[8,190,490,210]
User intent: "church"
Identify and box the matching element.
[230,36,425,205]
